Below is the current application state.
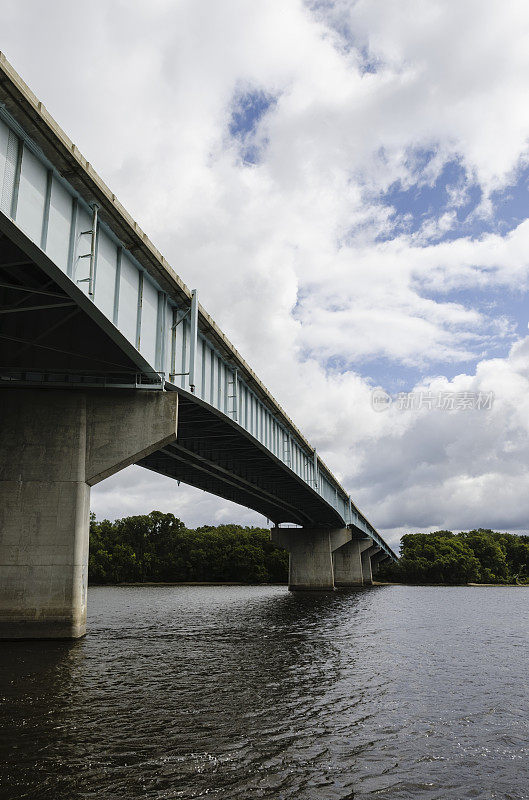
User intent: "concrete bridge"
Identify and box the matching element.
[0,54,397,638]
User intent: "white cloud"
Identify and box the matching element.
[90,466,269,528]
[356,338,529,546]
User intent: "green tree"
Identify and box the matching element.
[88,513,288,584]
[380,528,529,585]
[381,531,480,584]
[459,530,509,583]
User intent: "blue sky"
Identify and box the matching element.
[229,89,276,164]
[372,160,529,389]
[378,152,529,244]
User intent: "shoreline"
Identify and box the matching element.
[89,581,288,587]
[376,581,528,587]
[88,580,528,588]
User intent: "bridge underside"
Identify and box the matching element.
[0,214,157,387]
[141,391,343,527]
[0,211,343,528]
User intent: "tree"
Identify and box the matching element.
[88,513,288,584]
[378,529,524,585]
[459,530,509,583]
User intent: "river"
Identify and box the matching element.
[1,585,528,799]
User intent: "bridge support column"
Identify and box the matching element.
[361,545,381,586]
[333,538,372,587]
[371,551,390,576]
[271,527,350,591]
[0,387,178,639]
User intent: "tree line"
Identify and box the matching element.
[89,511,288,584]
[379,529,529,585]
[90,514,529,586]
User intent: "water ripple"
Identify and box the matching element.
[1,585,528,799]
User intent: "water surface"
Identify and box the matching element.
[1,585,528,799]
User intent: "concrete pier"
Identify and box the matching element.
[361,544,381,586]
[0,388,178,639]
[271,527,350,591]
[333,538,373,587]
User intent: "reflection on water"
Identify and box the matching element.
[1,585,528,799]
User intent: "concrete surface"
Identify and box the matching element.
[271,527,365,591]
[361,544,381,586]
[333,538,373,587]
[0,387,178,638]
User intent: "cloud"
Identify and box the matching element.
[90,466,268,528]
[353,337,529,544]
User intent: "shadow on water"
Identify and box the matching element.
[0,640,86,799]
[0,586,386,800]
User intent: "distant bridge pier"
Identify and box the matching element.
[0,387,178,639]
[361,544,381,586]
[271,527,351,591]
[271,527,386,591]
[333,537,373,587]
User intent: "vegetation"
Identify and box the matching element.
[89,515,529,587]
[379,529,529,585]
[89,511,288,584]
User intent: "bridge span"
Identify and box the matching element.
[0,54,397,638]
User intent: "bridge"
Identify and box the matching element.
[0,54,397,638]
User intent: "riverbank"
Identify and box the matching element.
[89,580,528,587]
[376,581,529,587]
[89,581,288,587]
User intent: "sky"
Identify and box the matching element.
[3,0,529,549]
